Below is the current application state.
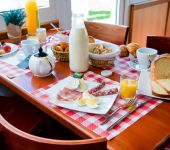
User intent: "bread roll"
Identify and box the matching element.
[119,45,129,57]
[126,43,140,57]
[89,36,95,43]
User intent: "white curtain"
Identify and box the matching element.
[117,0,130,25]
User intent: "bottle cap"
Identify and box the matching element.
[101,70,112,77]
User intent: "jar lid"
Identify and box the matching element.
[101,70,112,77]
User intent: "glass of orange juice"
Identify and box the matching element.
[120,75,138,99]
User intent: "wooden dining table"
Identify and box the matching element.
[0,29,170,150]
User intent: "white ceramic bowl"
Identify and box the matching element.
[88,42,120,60]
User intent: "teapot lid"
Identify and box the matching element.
[34,47,47,57]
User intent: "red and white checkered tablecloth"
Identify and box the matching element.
[109,56,140,79]
[31,71,162,140]
[0,61,29,78]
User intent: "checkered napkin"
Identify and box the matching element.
[31,71,162,140]
[109,56,140,79]
[0,61,29,78]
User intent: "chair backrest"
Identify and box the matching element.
[85,21,129,45]
[146,35,170,54]
[0,114,107,150]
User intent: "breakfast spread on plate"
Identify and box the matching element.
[57,88,82,102]
[89,44,112,54]
[56,31,70,37]
[56,78,118,109]
[0,42,12,55]
[119,42,140,57]
[150,54,170,98]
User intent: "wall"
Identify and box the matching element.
[55,0,72,30]
[122,0,154,25]
[129,0,169,46]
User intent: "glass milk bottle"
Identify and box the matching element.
[69,14,89,72]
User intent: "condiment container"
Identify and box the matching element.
[29,47,55,77]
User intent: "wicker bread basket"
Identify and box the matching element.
[89,43,120,68]
[52,49,69,62]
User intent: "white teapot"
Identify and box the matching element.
[29,47,55,77]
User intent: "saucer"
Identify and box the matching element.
[129,59,150,71]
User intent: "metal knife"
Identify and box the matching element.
[106,101,147,131]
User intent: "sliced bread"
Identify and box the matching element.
[151,81,170,98]
[156,79,170,94]
[151,54,170,97]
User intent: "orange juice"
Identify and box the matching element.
[120,79,138,99]
[25,0,40,35]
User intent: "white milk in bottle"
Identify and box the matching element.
[69,14,89,72]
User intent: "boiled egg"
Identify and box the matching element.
[76,92,100,109]
[86,97,99,109]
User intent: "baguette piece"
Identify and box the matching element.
[151,54,170,97]
[151,81,170,98]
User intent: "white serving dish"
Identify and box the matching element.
[138,71,170,100]
[45,76,120,114]
[88,42,120,60]
[0,43,18,57]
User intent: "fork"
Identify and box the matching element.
[106,100,147,131]
[100,98,136,125]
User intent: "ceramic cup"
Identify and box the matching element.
[21,39,40,57]
[137,47,158,70]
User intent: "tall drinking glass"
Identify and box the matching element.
[120,75,138,99]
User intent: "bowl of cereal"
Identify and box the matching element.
[88,42,119,68]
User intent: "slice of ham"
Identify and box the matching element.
[57,88,82,102]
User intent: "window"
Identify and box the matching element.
[0,0,57,31]
[0,0,49,11]
[0,0,49,12]
[71,0,118,24]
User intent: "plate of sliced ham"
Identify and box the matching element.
[45,76,119,114]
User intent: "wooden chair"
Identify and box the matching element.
[0,96,47,133]
[0,114,107,150]
[146,36,170,54]
[85,21,129,45]
[153,134,170,150]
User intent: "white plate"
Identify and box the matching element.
[0,43,19,57]
[129,59,150,72]
[45,76,119,114]
[138,71,170,100]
